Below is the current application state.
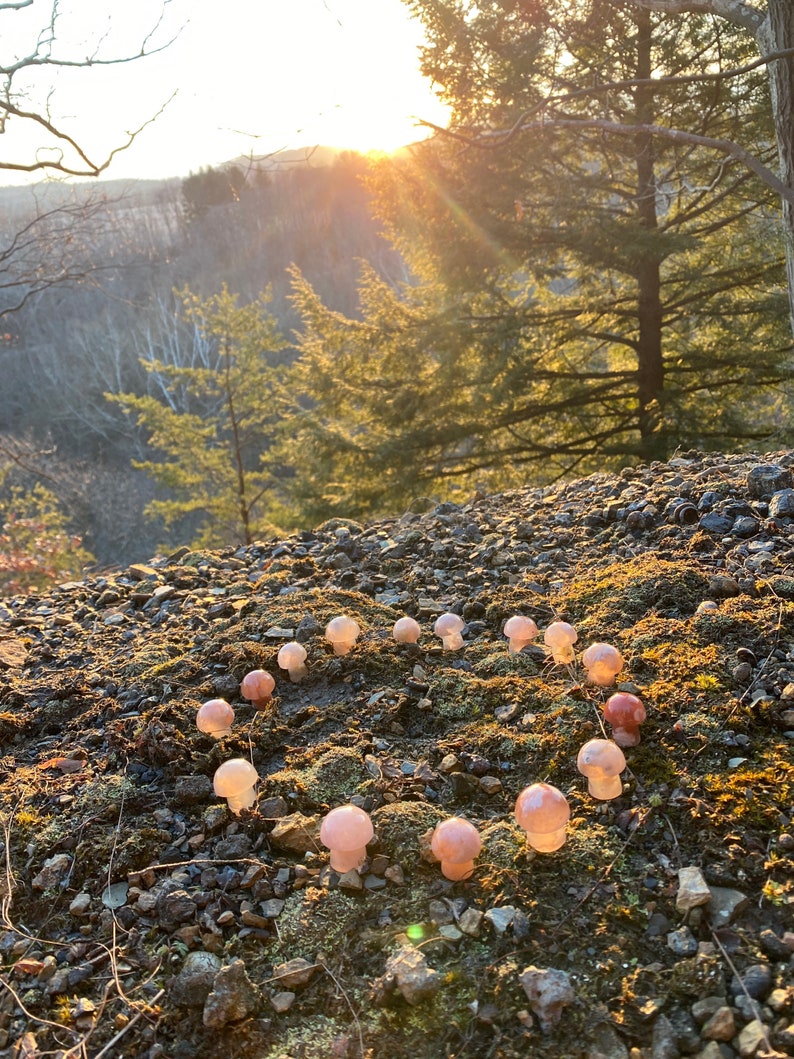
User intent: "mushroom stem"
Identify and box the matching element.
[329,846,368,873]
[442,632,464,650]
[586,775,622,800]
[225,785,257,814]
[524,826,567,853]
[441,859,476,881]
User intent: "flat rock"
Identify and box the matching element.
[272,957,317,989]
[707,886,747,926]
[268,812,321,853]
[676,866,711,912]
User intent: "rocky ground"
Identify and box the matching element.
[0,450,793,1059]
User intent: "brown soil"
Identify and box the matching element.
[0,451,792,1059]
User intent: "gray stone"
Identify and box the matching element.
[518,966,575,1033]
[731,963,772,1001]
[484,905,516,933]
[270,991,295,1013]
[203,959,261,1028]
[214,833,252,860]
[747,464,791,500]
[691,996,727,1025]
[174,775,212,805]
[707,886,748,927]
[156,888,196,930]
[667,926,699,956]
[665,1006,701,1052]
[170,951,222,1007]
[769,489,794,518]
[587,1022,629,1059]
[68,893,91,916]
[384,946,440,1005]
[699,512,734,535]
[651,1013,679,1059]
[458,907,483,935]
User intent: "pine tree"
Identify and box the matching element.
[283,0,791,522]
[108,286,290,548]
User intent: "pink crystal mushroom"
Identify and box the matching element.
[240,669,276,709]
[577,738,627,800]
[582,642,624,686]
[543,621,578,664]
[430,817,482,881]
[514,782,571,852]
[320,804,374,873]
[503,615,539,654]
[277,641,308,683]
[603,692,646,747]
[434,612,465,650]
[213,758,259,814]
[196,698,234,738]
[325,615,361,656]
[393,616,421,644]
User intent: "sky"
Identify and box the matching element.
[3,0,451,183]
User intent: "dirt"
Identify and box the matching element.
[0,450,792,1059]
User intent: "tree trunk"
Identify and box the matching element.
[634,9,666,460]
[763,0,794,336]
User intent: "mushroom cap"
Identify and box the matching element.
[240,669,275,701]
[434,612,465,636]
[196,698,234,734]
[213,758,258,797]
[582,643,623,674]
[431,817,482,863]
[393,616,421,644]
[543,621,578,649]
[504,615,539,642]
[603,692,646,727]
[514,782,571,833]
[325,616,361,644]
[576,738,626,779]
[320,804,374,852]
[277,641,307,667]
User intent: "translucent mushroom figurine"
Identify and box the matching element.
[196,698,234,738]
[213,758,259,814]
[434,612,465,651]
[277,641,308,683]
[603,692,647,747]
[325,615,361,656]
[514,782,571,852]
[240,669,276,709]
[503,615,539,654]
[582,642,624,686]
[577,738,627,800]
[320,804,374,873]
[430,817,482,881]
[543,621,578,664]
[393,616,421,644]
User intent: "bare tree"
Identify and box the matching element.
[1,0,176,179]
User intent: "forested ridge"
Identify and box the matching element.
[3,0,794,594]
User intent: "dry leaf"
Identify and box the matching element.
[39,757,85,774]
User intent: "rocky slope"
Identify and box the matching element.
[0,450,792,1059]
